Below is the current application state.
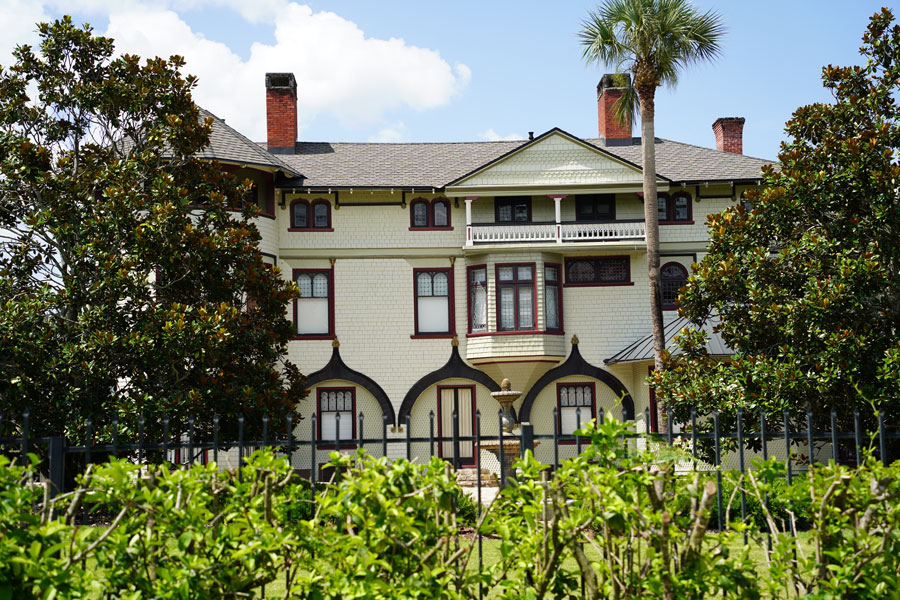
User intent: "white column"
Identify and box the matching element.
[465,197,477,246]
[549,195,566,244]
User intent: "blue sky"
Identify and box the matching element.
[1,1,894,159]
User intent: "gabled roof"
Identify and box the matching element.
[273,134,771,189]
[198,109,302,178]
[604,315,733,365]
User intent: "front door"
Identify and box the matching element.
[438,386,475,467]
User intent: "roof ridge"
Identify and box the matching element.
[652,136,775,164]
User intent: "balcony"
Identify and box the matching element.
[466,219,646,247]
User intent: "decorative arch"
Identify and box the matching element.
[397,340,500,425]
[519,337,634,422]
[304,341,395,425]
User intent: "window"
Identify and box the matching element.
[410,198,452,229]
[545,265,562,331]
[564,257,631,286]
[660,262,688,310]
[575,194,615,221]
[557,383,595,436]
[496,264,535,331]
[290,199,332,231]
[495,196,532,223]
[294,269,333,337]
[318,387,355,444]
[415,269,451,335]
[233,168,273,216]
[658,191,692,224]
[468,266,487,333]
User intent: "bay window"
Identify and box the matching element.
[496,264,535,331]
[468,266,487,333]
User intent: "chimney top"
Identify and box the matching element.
[266,73,297,94]
[712,117,745,155]
[597,73,631,94]
[596,73,632,144]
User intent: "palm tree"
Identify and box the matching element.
[580,0,724,430]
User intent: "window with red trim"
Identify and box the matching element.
[564,257,631,286]
[660,262,688,310]
[410,198,452,229]
[468,266,487,333]
[497,264,535,331]
[658,191,692,224]
[544,265,562,331]
[317,387,355,444]
[290,199,332,231]
[557,383,595,436]
[294,269,333,337]
[415,269,451,335]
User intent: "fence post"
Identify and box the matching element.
[806,409,814,467]
[48,436,65,500]
[498,410,505,488]
[713,410,723,532]
[521,423,534,461]
[691,407,698,471]
[737,408,747,544]
[429,410,435,458]
[357,412,364,453]
[382,414,388,459]
[831,410,838,463]
[21,409,30,463]
[405,414,411,461]
[879,411,887,467]
[213,415,220,464]
[452,409,459,471]
[552,408,559,470]
[853,408,861,467]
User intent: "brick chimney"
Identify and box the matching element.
[597,74,632,143]
[712,117,745,154]
[266,73,297,154]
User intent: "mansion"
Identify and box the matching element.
[206,72,771,472]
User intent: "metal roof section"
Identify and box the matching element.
[604,314,733,365]
[198,109,302,178]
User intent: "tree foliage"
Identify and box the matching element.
[654,8,900,436]
[0,18,304,440]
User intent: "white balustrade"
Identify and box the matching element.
[468,221,646,244]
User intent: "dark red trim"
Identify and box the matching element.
[410,197,454,230]
[658,191,693,224]
[648,366,659,434]
[412,267,453,336]
[466,329,565,338]
[292,266,335,339]
[436,384,477,467]
[563,255,632,287]
[495,262,537,331]
[289,198,333,231]
[410,334,455,339]
[544,263,563,332]
[466,264,488,334]
[316,386,357,449]
[556,381,597,443]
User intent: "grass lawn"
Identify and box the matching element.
[257,531,813,598]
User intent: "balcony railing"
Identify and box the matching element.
[466,219,645,246]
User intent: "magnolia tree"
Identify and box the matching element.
[0,18,304,441]
[654,8,900,439]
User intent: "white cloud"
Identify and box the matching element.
[92,2,470,141]
[368,121,407,143]
[0,0,52,66]
[479,128,523,142]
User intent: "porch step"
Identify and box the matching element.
[455,468,499,487]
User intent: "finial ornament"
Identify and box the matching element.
[571,335,579,345]
[449,257,455,265]
[500,378,512,391]
[329,258,336,266]
[332,338,340,348]
[451,335,459,347]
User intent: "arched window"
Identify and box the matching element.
[410,198,452,229]
[312,201,331,228]
[411,200,429,228]
[658,191,692,223]
[291,201,308,228]
[433,200,450,227]
[660,262,688,309]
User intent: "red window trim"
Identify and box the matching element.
[466,264,488,334]
[466,330,565,338]
[556,381,597,443]
[494,196,532,223]
[563,255,632,287]
[495,262,537,332]
[660,261,688,311]
[409,197,454,230]
[289,198,333,231]
[436,384,477,467]
[657,191,693,225]
[315,386,356,450]
[648,366,659,434]
[292,266,335,340]
[412,266,455,338]
[544,263,563,332]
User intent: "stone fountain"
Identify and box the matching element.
[481,379,537,482]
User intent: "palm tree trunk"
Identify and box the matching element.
[639,93,667,434]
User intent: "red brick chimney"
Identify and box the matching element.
[266,73,297,154]
[597,74,632,143]
[712,117,745,154]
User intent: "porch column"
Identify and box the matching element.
[548,194,567,243]
[465,196,477,247]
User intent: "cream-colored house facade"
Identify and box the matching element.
[202,72,771,474]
